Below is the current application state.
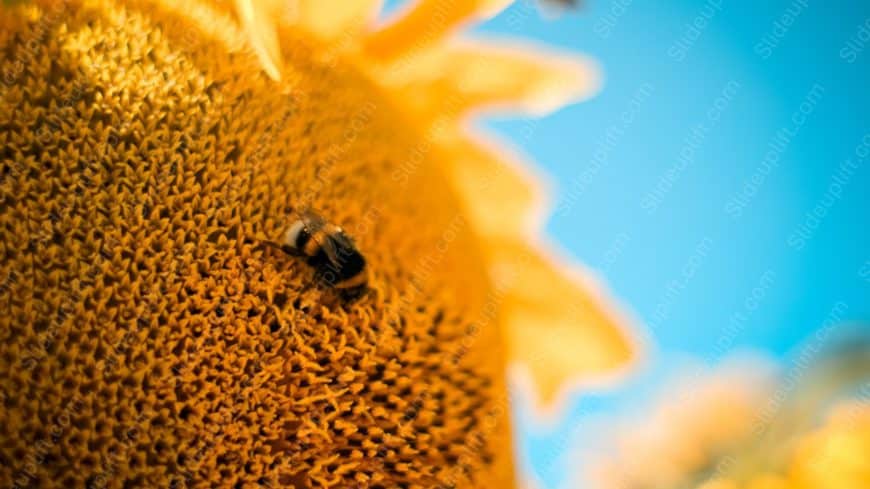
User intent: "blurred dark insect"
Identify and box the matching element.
[539,0,580,8]
[537,0,581,19]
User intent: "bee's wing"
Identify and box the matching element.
[327,231,359,267]
[316,232,343,268]
[327,230,355,253]
[299,209,327,232]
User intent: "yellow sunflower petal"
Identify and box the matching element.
[497,239,635,409]
[363,0,512,61]
[436,128,635,411]
[293,0,381,42]
[437,128,543,238]
[381,39,601,118]
[234,0,284,80]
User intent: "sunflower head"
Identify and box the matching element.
[0,0,634,487]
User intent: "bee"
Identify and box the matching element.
[266,209,368,300]
[538,0,580,16]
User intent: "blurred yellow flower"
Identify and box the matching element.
[587,355,778,489]
[697,401,870,489]
[788,401,870,489]
[573,327,870,489]
[700,474,787,489]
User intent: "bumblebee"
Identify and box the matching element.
[541,0,579,7]
[268,209,368,300]
[538,0,579,14]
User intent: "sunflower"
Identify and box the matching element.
[582,342,870,489]
[584,355,778,489]
[696,401,870,489]
[0,0,634,487]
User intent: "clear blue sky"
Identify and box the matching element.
[385,1,870,487]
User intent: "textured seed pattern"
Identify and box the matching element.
[0,1,515,487]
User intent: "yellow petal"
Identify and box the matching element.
[293,0,381,41]
[436,128,543,238]
[497,239,635,409]
[437,128,635,412]
[380,38,601,118]
[234,0,283,80]
[363,0,512,61]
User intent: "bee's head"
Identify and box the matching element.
[283,220,307,249]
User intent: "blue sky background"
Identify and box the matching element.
[380,1,870,487]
